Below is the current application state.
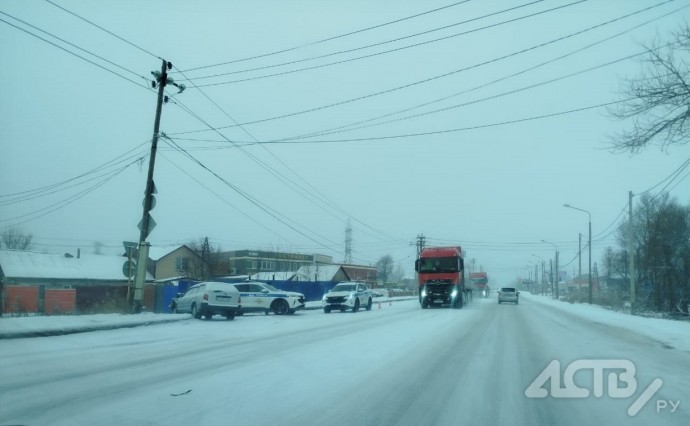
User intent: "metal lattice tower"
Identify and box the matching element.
[344,219,353,264]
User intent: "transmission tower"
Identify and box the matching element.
[344,219,353,264]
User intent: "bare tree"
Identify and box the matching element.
[609,23,690,153]
[391,263,406,284]
[375,255,394,284]
[186,236,223,280]
[615,193,690,314]
[1,227,34,250]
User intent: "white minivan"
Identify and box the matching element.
[171,281,242,320]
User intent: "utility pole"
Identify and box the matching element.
[549,259,553,296]
[414,234,426,259]
[555,250,559,299]
[578,233,582,278]
[132,59,169,313]
[629,191,636,314]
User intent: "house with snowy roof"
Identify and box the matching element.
[0,249,153,315]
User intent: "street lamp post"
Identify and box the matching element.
[532,254,545,296]
[541,240,559,299]
[564,204,592,304]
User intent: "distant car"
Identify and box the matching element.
[322,282,373,313]
[233,282,305,315]
[171,281,241,320]
[498,287,519,304]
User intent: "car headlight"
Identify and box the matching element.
[421,290,427,297]
[451,289,458,297]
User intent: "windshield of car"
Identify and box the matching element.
[331,284,356,292]
[501,288,516,293]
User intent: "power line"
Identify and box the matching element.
[0,10,148,82]
[178,0,475,72]
[592,157,690,243]
[194,0,588,87]
[182,0,546,81]
[171,0,677,137]
[162,135,352,259]
[0,160,137,228]
[0,16,152,92]
[170,65,402,244]
[0,141,149,201]
[157,150,292,243]
[279,4,687,142]
[44,0,161,60]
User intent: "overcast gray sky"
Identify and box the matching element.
[2,0,689,284]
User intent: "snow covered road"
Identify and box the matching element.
[0,294,687,426]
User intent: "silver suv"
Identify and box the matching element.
[171,281,241,320]
[498,287,519,304]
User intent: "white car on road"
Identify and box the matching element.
[233,282,305,315]
[322,282,373,313]
[171,281,241,320]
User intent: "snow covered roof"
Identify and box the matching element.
[292,264,346,281]
[147,244,186,261]
[0,249,153,281]
[250,271,296,281]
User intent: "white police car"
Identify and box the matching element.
[322,281,373,313]
[233,282,305,315]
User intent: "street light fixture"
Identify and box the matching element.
[564,204,592,304]
[541,240,559,299]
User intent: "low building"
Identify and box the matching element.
[0,249,153,315]
[224,249,333,276]
[147,244,206,280]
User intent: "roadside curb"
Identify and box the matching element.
[0,316,191,340]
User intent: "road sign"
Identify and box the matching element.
[122,260,136,278]
[137,214,157,239]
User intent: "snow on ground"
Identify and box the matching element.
[520,292,690,352]
[1,294,688,352]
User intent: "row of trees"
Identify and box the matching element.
[601,22,688,315]
[603,193,689,314]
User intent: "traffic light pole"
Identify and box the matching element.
[132,59,167,313]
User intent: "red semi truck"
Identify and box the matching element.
[415,246,466,309]
[469,272,490,297]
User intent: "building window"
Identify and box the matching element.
[261,261,275,270]
[176,257,189,272]
[250,260,258,270]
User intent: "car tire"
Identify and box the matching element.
[340,308,346,312]
[226,313,235,320]
[204,313,213,320]
[365,298,372,311]
[191,303,202,319]
[272,299,290,315]
[352,299,360,313]
[421,298,429,309]
[171,303,178,314]
[324,307,331,314]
